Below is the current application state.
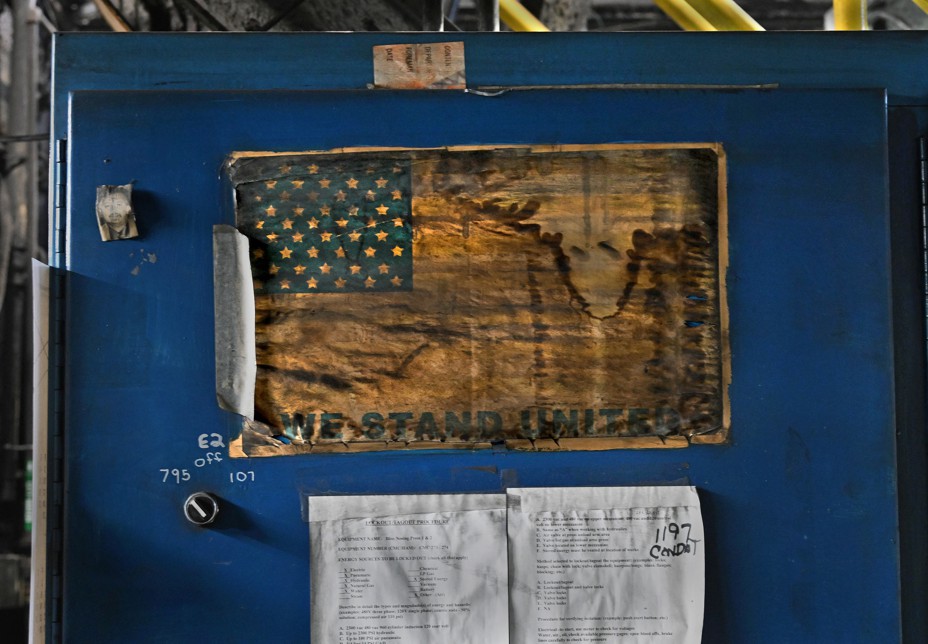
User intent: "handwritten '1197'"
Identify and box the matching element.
[650,522,700,560]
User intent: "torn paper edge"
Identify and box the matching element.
[29,260,48,644]
[213,224,256,419]
[509,485,701,515]
[308,493,507,523]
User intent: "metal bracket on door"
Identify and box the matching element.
[47,138,68,643]
[921,138,928,356]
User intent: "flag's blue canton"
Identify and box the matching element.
[237,157,413,293]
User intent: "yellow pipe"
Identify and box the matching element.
[653,0,718,30]
[92,0,132,32]
[913,0,928,16]
[834,0,868,29]
[686,0,764,30]
[500,0,550,32]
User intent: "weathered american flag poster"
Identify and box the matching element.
[227,144,729,455]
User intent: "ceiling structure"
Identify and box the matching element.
[36,0,928,32]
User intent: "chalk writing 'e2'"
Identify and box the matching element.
[198,433,225,449]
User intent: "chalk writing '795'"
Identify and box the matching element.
[650,522,700,560]
[160,469,190,484]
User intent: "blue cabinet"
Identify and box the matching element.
[48,33,928,642]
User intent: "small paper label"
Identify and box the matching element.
[373,42,466,90]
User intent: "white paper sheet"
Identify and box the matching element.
[508,486,704,644]
[309,494,508,644]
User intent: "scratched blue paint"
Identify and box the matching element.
[50,33,920,643]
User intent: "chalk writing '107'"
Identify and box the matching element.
[650,522,700,560]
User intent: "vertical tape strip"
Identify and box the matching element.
[213,224,256,419]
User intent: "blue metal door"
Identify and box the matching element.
[50,33,926,643]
